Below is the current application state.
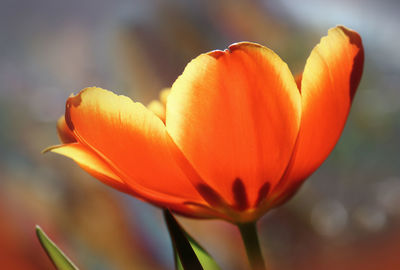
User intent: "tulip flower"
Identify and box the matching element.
[47,26,363,269]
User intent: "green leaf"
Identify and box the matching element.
[163,210,221,270]
[177,233,221,270]
[35,225,79,270]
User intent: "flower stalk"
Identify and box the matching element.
[238,222,266,270]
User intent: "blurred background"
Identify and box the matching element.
[0,0,399,269]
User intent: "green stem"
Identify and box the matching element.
[238,222,266,270]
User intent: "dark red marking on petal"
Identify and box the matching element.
[336,26,364,100]
[65,101,75,131]
[255,182,271,207]
[295,73,303,93]
[232,178,248,211]
[196,184,225,207]
[64,90,86,131]
[341,28,364,100]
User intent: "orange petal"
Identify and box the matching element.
[166,42,301,208]
[272,26,364,205]
[64,87,204,207]
[46,143,129,193]
[57,115,76,143]
[48,142,219,218]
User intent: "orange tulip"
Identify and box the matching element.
[47,26,363,223]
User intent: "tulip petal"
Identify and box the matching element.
[166,42,301,207]
[47,143,129,193]
[57,115,76,144]
[272,26,364,205]
[63,87,205,206]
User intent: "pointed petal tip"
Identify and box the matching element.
[41,145,60,154]
[331,25,363,46]
[330,25,364,99]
